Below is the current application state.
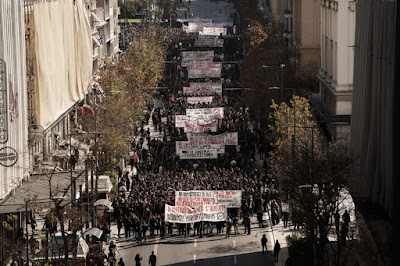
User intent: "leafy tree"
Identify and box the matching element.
[268,96,354,265]
[79,24,166,172]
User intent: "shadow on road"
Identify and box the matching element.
[164,251,276,266]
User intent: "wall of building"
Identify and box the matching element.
[350,0,397,215]
[0,0,29,199]
[293,0,320,66]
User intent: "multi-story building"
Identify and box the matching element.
[22,0,120,172]
[293,0,320,66]
[315,0,356,139]
[86,0,121,73]
[0,0,29,199]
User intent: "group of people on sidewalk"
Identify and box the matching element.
[261,234,281,262]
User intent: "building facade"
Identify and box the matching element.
[293,0,320,66]
[316,0,356,139]
[0,0,29,199]
[23,0,120,173]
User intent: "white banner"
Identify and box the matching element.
[184,120,218,133]
[186,108,224,119]
[176,141,225,154]
[188,66,221,79]
[183,83,222,96]
[164,204,227,223]
[175,115,189,128]
[194,37,224,48]
[187,96,213,105]
[181,51,214,64]
[179,148,218,159]
[187,132,238,146]
[200,27,227,36]
[185,61,222,70]
[175,190,242,208]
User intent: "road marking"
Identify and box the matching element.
[234,255,237,264]
[153,237,160,256]
[233,240,236,248]
[194,239,197,247]
[193,254,196,263]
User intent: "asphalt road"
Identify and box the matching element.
[113,221,277,266]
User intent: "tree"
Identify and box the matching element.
[79,23,166,172]
[268,96,353,265]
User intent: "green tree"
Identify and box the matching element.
[268,96,353,265]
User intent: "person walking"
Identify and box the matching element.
[274,240,281,262]
[149,251,157,266]
[261,234,268,253]
[118,258,126,266]
[225,217,232,238]
[135,254,142,266]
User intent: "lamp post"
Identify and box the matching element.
[69,132,101,207]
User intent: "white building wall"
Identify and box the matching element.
[319,0,355,117]
[0,0,29,199]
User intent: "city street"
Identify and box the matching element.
[113,221,278,266]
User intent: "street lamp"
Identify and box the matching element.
[69,132,101,206]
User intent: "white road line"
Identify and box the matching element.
[234,255,237,264]
[193,254,196,263]
[233,240,236,248]
[154,237,160,256]
[194,239,197,247]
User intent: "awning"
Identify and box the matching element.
[83,227,103,239]
[94,199,113,210]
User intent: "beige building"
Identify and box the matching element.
[293,0,320,66]
[315,0,356,139]
[86,0,121,73]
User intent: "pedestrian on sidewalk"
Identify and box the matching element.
[225,216,232,238]
[118,258,126,266]
[233,216,239,234]
[273,240,281,262]
[149,251,157,266]
[282,212,289,228]
[135,254,142,266]
[261,234,268,253]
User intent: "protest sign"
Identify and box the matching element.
[178,148,218,159]
[175,190,242,208]
[164,204,227,223]
[183,83,222,96]
[187,96,213,105]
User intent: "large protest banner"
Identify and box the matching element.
[184,120,218,133]
[200,27,227,36]
[164,204,227,223]
[188,66,221,78]
[179,148,218,159]
[183,83,222,96]
[194,37,224,48]
[185,61,221,70]
[175,115,189,128]
[181,51,214,66]
[187,132,238,146]
[186,107,224,119]
[176,141,225,154]
[175,190,242,208]
[187,96,213,104]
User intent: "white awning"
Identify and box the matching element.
[83,227,103,239]
[94,199,113,210]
